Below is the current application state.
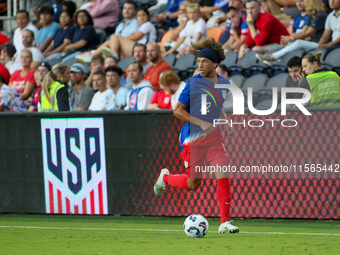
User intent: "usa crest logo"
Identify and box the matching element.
[41,118,108,215]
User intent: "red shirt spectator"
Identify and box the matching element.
[144,60,173,91]
[150,89,172,109]
[244,12,289,48]
[0,32,10,45]
[9,69,36,94]
[0,63,10,84]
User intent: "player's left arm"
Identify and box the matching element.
[220,107,235,136]
[174,101,215,133]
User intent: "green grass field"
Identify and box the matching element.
[0,215,339,255]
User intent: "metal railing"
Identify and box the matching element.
[0,0,30,35]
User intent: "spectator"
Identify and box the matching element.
[238,0,289,59]
[88,71,111,110]
[85,56,105,89]
[9,50,36,100]
[259,0,293,27]
[75,1,140,61]
[285,56,302,100]
[148,72,172,109]
[215,64,238,109]
[29,61,51,111]
[62,1,77,17]
[125,62,154,110]
[153,0,190,30]
[104,56,118,68]
[229,0,246,12]
[295,51,340,107]
[61,10,97,64]
[145,43,174,91]
[257,0,337,66]
[36,5,61,53]
[83,7,156,61]
[0,43,17,71]
[0,31,10,46]
[164,3,207,59]
[69,63,95,111]
[10,30,43,74]
[39,63,70,111]
[124,44,152,91]
[160,11,188,55]
[200,0,230,29]
[0,75,27,112]
[103,66,128,110]
[158,70,186,108]
[13,10,39,54]
[0,62,10,85]
[49,0,65,23]
[280,0,310,46]
[43,10,76,62]
[86,0,120,30]
[222,6,248,52]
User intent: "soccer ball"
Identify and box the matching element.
[183,214,209,238]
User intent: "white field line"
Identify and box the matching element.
[0,225,339,236]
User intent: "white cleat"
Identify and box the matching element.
[218,220,239,234]
[154,168,170,196]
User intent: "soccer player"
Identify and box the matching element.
[154,37,239,234]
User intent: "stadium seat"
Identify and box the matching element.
[229,74,245,87]
[159,30,172,45]
[207,27,223,42]
[265,72,289,90]
[95,28,107,46]
[63,57,77,68]
[322,47,340,75]
[241,73,268,106]
[46,58,61,68]
[221,52,238,67]
[255,99,276,109]
[156,30,164,43]
[118,55,135,71]
[241,73,268,92]
[305,48,328,61]
[163,53,176,66]
[266,49,304,77]
[173,54,196,79]
[229,51,261,77]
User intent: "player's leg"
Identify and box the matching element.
[210,158,239,233]
[154,142,203,195]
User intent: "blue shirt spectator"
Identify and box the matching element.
[115,18,140,37]
[53,25,76,50]
[293,12,310,33]
[72,25,98,52]
[49,0,64,23]
[36,21,60,46]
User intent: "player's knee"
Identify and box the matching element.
[188,179,201,190]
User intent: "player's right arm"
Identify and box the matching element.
[173,101,215,133]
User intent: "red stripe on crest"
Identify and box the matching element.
[49,182,54,214]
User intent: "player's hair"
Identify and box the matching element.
[304,0,325,17]
[218,64,229,73]
[16,10,29,19]
[124,0,137,10]
[133,43,146,54]
[190,37,225,63]
[60,10,73,21]
[225,6,238,14]
[245,0,260,6]
[159,70,180,87]
[39,5,55,16]
[130,62,143,72]
[287,56,302,68]
[187,3,200,11]
[22,29,34,38]
[105,55,118,64]
[91,55,104,65]
[75,10,94,27]
[302,51,322,67]
[105,66,123,77]
[63,1,77,17]
[93,71,105,78]
[41,63,69,104]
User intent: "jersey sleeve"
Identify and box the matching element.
[178,79,190,106]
